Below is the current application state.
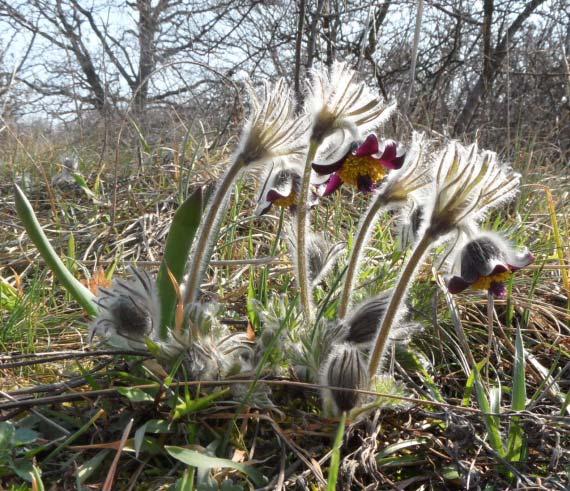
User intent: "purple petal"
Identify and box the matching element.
[312,151,350,175]
[322,173,343,196]
[357,175,374,193]
[266,189,287,203]
[489,263,509,275]
[389,154,406,170]
[508,251,534,271]
[489,282,507,298]
[447,276,471,294]
[354,134,379,156]
[379,140,397,161]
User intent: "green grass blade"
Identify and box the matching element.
[157,186,204,335]
[165,445,265,487]
[472,365,505,457]
[327,412,346,491]
[506,325,528,463]
[14,184,97,317]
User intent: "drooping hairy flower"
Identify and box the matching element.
[305,61,396,144]
[376,132,431,205]
[424,142,520,239]
[447,232,534,298]
[89,268,160,350]
[312,134,405,195]
[334,292,421,349]
[255,166,318,216]
[236,79,307,169]
[320,343,368,413]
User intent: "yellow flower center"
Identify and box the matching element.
[273,192,297,208]
[337,155,387,188]
[470,271,512,291]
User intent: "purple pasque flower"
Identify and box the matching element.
[311,134,405,196]
[447,232,534,298]
[255,167,318,216]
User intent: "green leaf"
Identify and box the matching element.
[117,387,155,403]
[134,420,171,457]
[13,459,34,482]
[165,446,265,487]
[14,184,97,317]
[13,428,39,446]
[76,450,111,487]
[157,186,204,335]
[0,422,16,451]
[0,277,19,311]
[72,173,97,198]
[173,388,229,420]
[472,366,505,457]
[174,468,195,491]
[327,412,346,491]
[462,358,487,406]
[506,325,528,464]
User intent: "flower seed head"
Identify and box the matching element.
[305,61,396,144]
[425,142,520,239]
[320,343,368,413]
[236,79,307,170]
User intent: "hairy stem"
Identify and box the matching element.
[338,193,386,319]
[183,159,244,304]
[296,139,319,323]
[367,231,433,379]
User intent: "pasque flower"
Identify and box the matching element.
[367,141,521,381]
[320,343,368,413]
[312,134,405,195]
[183,79,306,305]
[295,62,396,323]
[255,167,318,216]
[89,268,160,350]
[447,232,534,298]
[337,132,429,318]
[237,79,307,169]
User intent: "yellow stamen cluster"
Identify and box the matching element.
[273,192,297,208]
[471,270,511,291]
[338,155,387,188]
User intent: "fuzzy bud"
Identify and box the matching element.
[320,343,368,413]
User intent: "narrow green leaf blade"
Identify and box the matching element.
[157,186,204,335]
[14,184,97,317]
[472,366,505,457]
[165,446,264,487]
[506,325,528,463]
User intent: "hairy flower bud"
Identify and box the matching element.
[89,268,160,350]
[320,343,368,413]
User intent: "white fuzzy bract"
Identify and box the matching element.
[424,141,520,239]
[237,79,307,170]
[305,61,396,145]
